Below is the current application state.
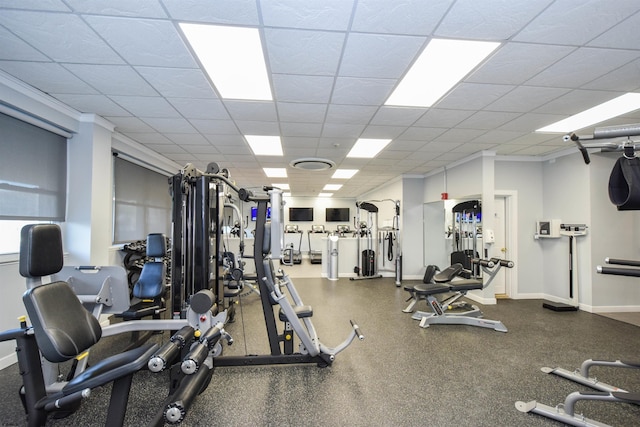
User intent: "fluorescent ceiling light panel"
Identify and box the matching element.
[347,138,392,158]
[332,169,359,179]
[245,135,283,156]
[263,168,287,178]
[179,23,272,100]
[272,183,290,190]
[385,38,500,108]
[323,184,342,191]
[318,193,333,197]
[537,93,640,133]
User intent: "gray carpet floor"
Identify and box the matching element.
[1,276,639,426]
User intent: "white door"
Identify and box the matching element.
[492,196,507,296]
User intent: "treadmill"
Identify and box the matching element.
[307,225,327,264]
[281,224,303,264]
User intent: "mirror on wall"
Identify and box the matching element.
[423,197,482,269]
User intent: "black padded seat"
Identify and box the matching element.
[433,263,464,283]
[448,279,484,292]
[413,282,452,296]
[279,305,313,322]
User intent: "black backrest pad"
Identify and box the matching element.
[146,233,167,258]
[433,263,464,283]
[263,221,272,255]
[19,224,64,278]
[23,281,102,363]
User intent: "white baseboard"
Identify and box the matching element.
[0,352,17,371]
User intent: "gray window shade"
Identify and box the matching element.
[0,112,67,220]
[113,156,171,243]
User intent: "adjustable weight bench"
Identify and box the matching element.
[409,258,514,333]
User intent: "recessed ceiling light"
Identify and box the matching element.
[323,184,342,191]
[332,169,359,179]
[246,135,283,156]
[318,193,333,197]
[537,92,640,133]
[346,138,392,158]
[263,168,287,178]
[385,38,500,108]
[179,23,272,100]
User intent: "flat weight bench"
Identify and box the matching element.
[409,259,513,333]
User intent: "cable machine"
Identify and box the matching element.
[351,199,402,285]
[451,200,481,278]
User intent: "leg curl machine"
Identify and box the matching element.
[516,257,640,427]
[405,258,514,332]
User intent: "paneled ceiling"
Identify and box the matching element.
[2,0,640,197]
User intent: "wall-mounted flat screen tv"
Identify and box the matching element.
[250,206,271,221]
[289,207,313,222]
[326,207,350,222]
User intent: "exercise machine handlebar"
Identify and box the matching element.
[597,265,640,277]
[350,320,364,341]
[605,257,640,267]
[148,326,195,373]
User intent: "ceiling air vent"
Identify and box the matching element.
[290,158,335,171]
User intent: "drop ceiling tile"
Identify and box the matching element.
[387,140,428,151]
[352,0,451,35]
[317,137,353,148]
[533,89,624,115]
[63,64,157,96]
[370,107,426,126]
[526,47,640,88]
[581,59,640,92]
[321,123,365,138]
[142,118,198,133]
[325,104,378,124]
[191,120,239,135]
[360,125,407,139]
[265,28,344,76]
[260,0,354,31]
[472,129,528,144]
[0,0,69,11]
[457,111,522,130]
[339,33,425,79]
[434,128,488,143]
[127,132,173,144]
[588,11,640,49]
[277,102,327,123]
[436,0,553,39]
[106,116,155,133]
[0,61,98,94]
[0,11,122,64]
[85,15,197,67]
[281,136,319,148]
[162,0,259,25]
[166,133,209,145]
[110,95,180,118]
[486,86,569,113]
[65,0,168,17]
[136,67,216,98]
[496,112,560,132]
[234,120,280,135]
[0,26,49,61]
[514,0,640,45]
[144,143,188,154]
[452,142,498,153]
[203,134,245,145]
[435,83,515,110]
[272,74,334,103]
[224,100,277,121]
[280,122,323,137]
[51,93,130,116]
[413,109,476,128]
[419,141,463,153]
[331,77,395,105]
[469,42,575,85]
[398,126,447,141]
[168,98,230,120]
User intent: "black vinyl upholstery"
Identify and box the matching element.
[23,281,102,363]
[19,224,63,278]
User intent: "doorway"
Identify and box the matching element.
[493,193,516,298]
